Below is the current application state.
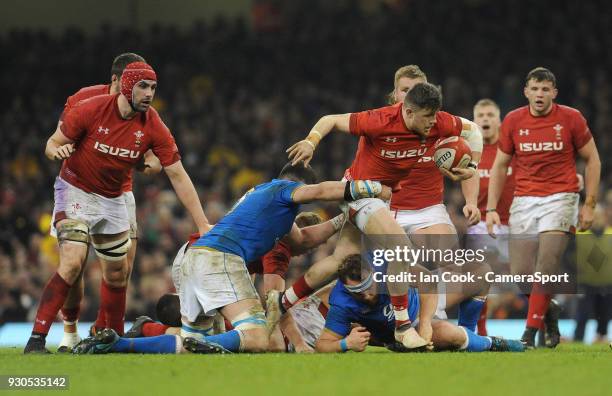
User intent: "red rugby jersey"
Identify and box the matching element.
[247,241,292,279]
[346,103,462,192]
[498,104,592,197]
[60,94,180,198]
[60,84,137,193]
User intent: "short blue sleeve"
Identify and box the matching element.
[324,305,352,337]
[276,180,303,204]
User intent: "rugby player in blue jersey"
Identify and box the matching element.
[315,254,525,353]
[73,162,391,354]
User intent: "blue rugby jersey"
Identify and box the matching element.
[324,281,420,344]
[193,179,302,262]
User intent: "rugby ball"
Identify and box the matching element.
[433,136,472,171]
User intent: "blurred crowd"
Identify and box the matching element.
[0,0,610,339]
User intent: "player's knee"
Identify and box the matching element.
[103,268,128,287]
[101,261,129,287]
[57,260,83,285]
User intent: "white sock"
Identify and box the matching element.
[59,331,81,348]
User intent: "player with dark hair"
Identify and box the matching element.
[486,67,601,348]
[24,61,211,353]
[54,52,164,352]
[280,82,482,350]
[314,255,524,353]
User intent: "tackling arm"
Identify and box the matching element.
[291,181,392,204]
[284,214,344,255]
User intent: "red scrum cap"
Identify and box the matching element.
[120,62,157,103]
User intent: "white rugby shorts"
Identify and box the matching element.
[290,295,327,348]
[178,247,259,322]
[123,191,138,239]
[50,177,130,236]
[392,204,456,234]
[509,192,579,235]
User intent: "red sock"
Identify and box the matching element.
[142,322,170,337]
[477,300,488,336]
[282,276,313,310]
[94,308,106,330]
[100,280,127,336]
[526,283,551,329]
[224,319,234,331]
[60,306,80,323]
[32,273,71,335]
[390,295,411,328]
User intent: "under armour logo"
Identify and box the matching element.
[98,126,109,134]
[519,129,530,136]
[36,318,47,325]
[385,137,398,143]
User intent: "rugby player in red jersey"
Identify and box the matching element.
[465,98,515,336]
[24,62,210,353]
[279,82,483,349]
[486,67,601,348]
[56,53,164,352]
[386,66,487,335]
[388,66,481,238]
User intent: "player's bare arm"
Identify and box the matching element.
[291,180,392,204]
[576,138,601,231]
[45,127,75,161]
[284,214,345,255]
[485,149,512,237]
[163,161,211,235]
[287,113,351,166]
[461,150,482,225]
[315,327,370,353]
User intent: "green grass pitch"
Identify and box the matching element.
[1,344,611,396]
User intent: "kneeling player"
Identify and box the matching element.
[76,163,391,354]
[315,255,524,353]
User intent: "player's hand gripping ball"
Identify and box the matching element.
[433,136,472,171]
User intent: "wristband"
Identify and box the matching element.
[306,131,322,148]
[485,208,497,213]
[303,139,316,150]
[340,338,349,352]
